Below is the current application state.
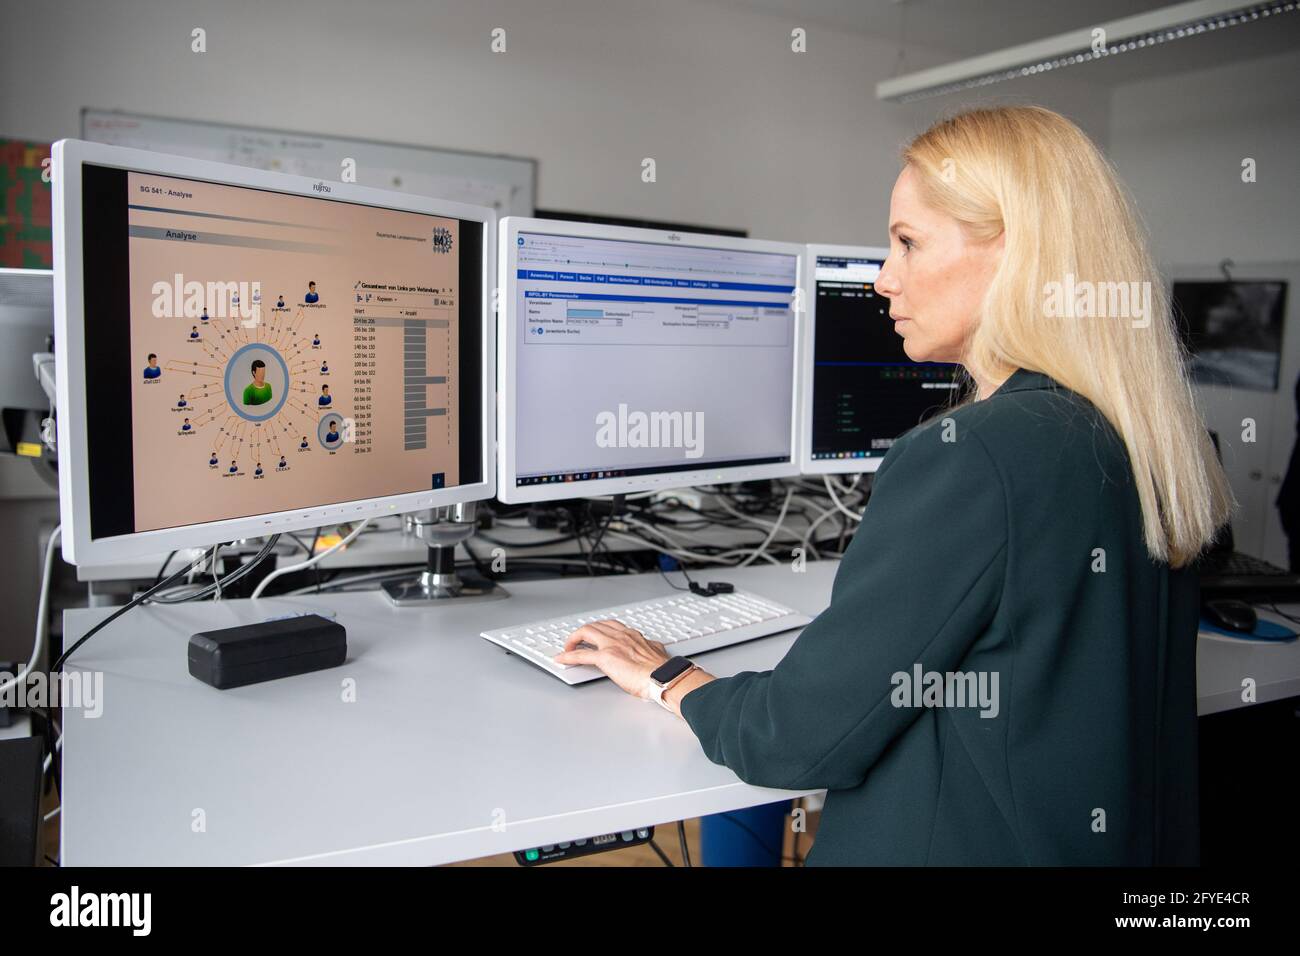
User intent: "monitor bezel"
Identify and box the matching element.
[53,138,497,565]
[800,242,892,476]
[497,216,805,505]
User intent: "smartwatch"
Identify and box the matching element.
[646,656,698,713]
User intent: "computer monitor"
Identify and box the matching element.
[52,139,496,564]
[800,244,959,474]
[497,218,803,504]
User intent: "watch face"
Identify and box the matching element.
[651,656,692,684]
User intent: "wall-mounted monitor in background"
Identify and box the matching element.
[800,244,959,475]
[52,139,496,564]
[1173,279,1288,392]
[497,217,803,504]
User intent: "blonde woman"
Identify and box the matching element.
[557,106,1233,865]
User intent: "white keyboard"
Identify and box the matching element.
[480,589,813,685]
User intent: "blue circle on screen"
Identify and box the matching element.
[224,343,290,423]
[317,414,345,450]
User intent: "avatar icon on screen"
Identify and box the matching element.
[242,359,273,406]
[325,420,340,444]
[304,281,319,304]
[318,384,332,406]
[143,354,161,379]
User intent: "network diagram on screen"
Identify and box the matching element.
[119,171,462,533]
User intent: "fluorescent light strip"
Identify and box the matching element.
[877,0,1298,103]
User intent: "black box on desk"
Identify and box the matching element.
[188,614,346,689]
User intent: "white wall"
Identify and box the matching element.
[1108,45,1300,565]
[0,0,1108,244]
[1108,46,1300,267]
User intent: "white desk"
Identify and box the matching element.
[60,562,827,866]
[59,559,1300,864]
[1195,609,1300,715]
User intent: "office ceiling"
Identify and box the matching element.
[714,0,1300,84]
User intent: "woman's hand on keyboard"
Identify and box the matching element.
[555,620,671,699]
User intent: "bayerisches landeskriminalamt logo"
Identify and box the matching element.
[432,227,453,254]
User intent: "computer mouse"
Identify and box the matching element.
[1202,599,1257,634]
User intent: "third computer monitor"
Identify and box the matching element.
[800,244,959,474]
[497,218,803,504]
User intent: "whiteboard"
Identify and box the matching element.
[82,109,535,216]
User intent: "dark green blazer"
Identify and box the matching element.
[681,367,1201,865]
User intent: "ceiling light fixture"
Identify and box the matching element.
[876,0,1298,102]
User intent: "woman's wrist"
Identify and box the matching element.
[663,668,714,718]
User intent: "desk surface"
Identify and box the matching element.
[61,560,1300,865]
[61,562,827,866]
[1195,611,1300,715]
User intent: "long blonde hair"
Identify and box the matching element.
[904,106,1232,568]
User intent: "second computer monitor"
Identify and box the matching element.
[800,244,959,474]
[497,218,803,503]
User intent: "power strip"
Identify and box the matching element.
[514,826,654,865]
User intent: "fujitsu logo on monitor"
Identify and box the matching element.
[666,233,682,242]
[312,182,332,193]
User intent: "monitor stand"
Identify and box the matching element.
[382,502,509,606]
